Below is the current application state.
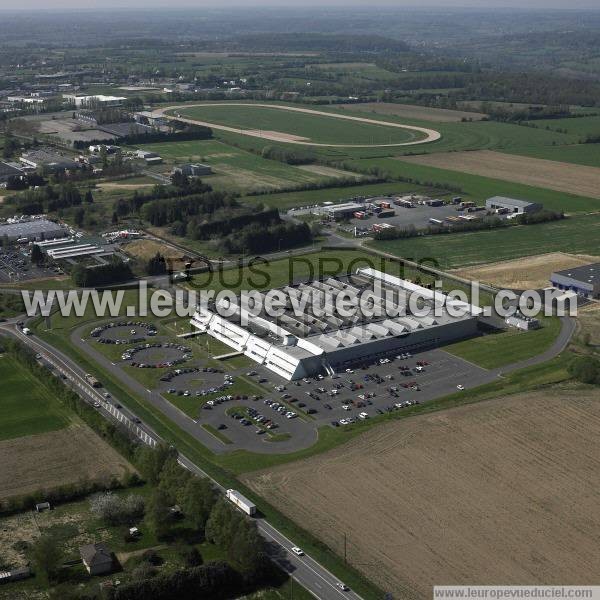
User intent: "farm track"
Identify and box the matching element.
[153,103,442,148]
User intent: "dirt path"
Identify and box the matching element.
[153,103,441,148]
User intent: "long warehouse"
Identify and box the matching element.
[191,268,482,380]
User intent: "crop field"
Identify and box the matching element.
[244,389,600,597]
[502,143,600,168]
[0,355,69,441]
[338,101,487,122]
[399,150,600,200]
[170,103,432,146]
[0,424,134,502]
[137,139,346,193]
[452,252,600,290]
[356,157,599,213]
[370,213,600,268]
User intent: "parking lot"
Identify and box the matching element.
[0,246,61,283]
[188,346,496,453]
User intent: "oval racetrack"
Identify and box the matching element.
[153,103,442,148]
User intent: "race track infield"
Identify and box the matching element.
[154,103,441,148]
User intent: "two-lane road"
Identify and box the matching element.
[0,320,364,600]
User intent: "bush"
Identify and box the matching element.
[178,546,203,567]
[568,356,600,384]
[90,492,145,526]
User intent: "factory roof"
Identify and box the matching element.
[486,196,537,208]
[552,262,600,284]
[0,219,65,237]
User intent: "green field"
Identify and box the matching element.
[445,316,562,369]
[137,139,357,193]
[527,116,600,138]
[502,143,600,167]
[355,157,599,213]
[0,355,69,441]
[370,213,600,268]
[174,104,422,145]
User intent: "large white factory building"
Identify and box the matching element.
[190,268,482,381]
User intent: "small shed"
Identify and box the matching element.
[35,502,51,513]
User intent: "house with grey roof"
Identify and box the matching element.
[79,543,114,576]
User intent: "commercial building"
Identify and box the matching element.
[485,196,543,214]
[191,268,482,381]
[550,263,600,299]
[321,202,365,221]
[20,149,80,172]
[0,161,24,184]
[173,163,212,177]
[63,94,126,108]
[0,219,67,242]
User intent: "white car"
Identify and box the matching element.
[291,546,304,556]
[359,412,369,420]
[342,405,351,411]
[415,365,424,372]
[339,419,349,425]
[457,384,465,391]
[336,583,350,592]
[345,368,354,374]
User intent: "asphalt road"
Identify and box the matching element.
[0,318,363,600]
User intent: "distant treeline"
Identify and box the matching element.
[234,33,409,54]
[71,256,134,287]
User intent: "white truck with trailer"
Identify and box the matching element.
[226,489,256,516]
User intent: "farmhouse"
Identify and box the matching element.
[550,262,600,299]
[191,267,481,380]
[80,543,114,576]
[485,196,543,214]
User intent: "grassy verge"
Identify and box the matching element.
[202,423,233,445]
[445,316,562,369]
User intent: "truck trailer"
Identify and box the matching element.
[226,489,257,516]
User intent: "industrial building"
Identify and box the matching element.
[63,94,126,108]
[20,149,80,172]
[321,202,365,220]
[485,196,543,214]
[191,268,482,380]
[0,219,68,242]
[173,163,212,177]
[550,263,600,299]
[0,161,24,184]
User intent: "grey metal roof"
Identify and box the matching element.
[0,219,65,237]
[553,262,600,283]
[80,543,112,567]
[0,161,23,178]
[486,196,537,208]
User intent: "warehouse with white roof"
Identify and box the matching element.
[191,268,482,380]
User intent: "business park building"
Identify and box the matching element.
[191,268,482,380]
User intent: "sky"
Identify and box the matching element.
[0,0,598,9]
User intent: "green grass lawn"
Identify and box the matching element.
[369,213,600,269]
[527,115,600,138]
[0,355,70,441]
[173,104,421,145]
[445,316,562,369]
